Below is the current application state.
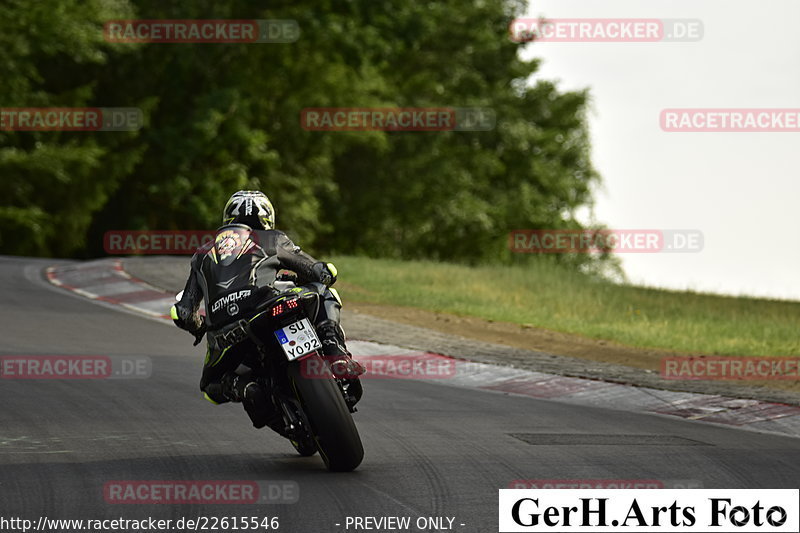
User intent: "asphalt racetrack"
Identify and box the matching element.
[2,256,799,532]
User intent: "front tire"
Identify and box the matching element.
[288,353,364,471]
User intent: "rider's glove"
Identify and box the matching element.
[191,324,207,346]
[171,304,206,345]
[311,262,337,286]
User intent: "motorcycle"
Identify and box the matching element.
[180,285,364,472]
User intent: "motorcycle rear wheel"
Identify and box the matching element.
[288,353,364,472]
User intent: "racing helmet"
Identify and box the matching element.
[222,190,275,230]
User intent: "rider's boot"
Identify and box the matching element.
[222,372,279,429]
[316,319,365,379]
[241,382,277,429]
[221,371,245,402]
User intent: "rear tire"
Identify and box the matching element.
[288,353,364,472]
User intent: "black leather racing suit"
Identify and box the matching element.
[172,224,346,405]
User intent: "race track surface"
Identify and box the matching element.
[2,256,799,532]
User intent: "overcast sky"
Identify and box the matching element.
[519,0,800,301]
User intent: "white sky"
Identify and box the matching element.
[519,0,800,301]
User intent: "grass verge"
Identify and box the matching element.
[331,255,800,357]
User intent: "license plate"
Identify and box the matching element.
[274,318,321,361]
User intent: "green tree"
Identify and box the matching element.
[0,0,137,256]
[2,0,604,271]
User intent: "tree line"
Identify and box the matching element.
[0,0,603,270]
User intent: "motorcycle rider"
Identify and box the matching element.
[171,190,364,428]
